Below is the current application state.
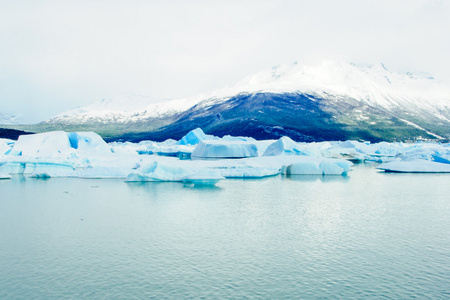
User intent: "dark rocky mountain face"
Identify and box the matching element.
[114,92,450,143]
[0,128,33,140]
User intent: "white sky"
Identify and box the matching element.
[1,0,449,123]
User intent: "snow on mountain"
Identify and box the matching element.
[0,113,22,125]
[221,61,450,111]
[45,61,450,125]
[47,92,200,124]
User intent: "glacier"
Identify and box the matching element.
[1,128,450,185]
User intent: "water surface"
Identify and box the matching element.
[1,164,449,299]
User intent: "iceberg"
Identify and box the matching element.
[10,131,75,158]
[0,172,11,179]
[282,161,321,175]
[263,137,311,156]
[177,128,216,145]
[280,157,351,175]
[10,131,111,158]
[126,160,224,185]
[377,159,450,173]
[127,161,194,182]
[3,129,450,185]
[192,140,258,158]
[68,132,112,155]
[318,140,368,162]
[110,141,141,154]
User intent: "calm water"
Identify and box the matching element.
[0,164,449,299]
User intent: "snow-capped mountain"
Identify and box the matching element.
[42,61,450,142]
[46,92,196,124]
[0,113,22,125]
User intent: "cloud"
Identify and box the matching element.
[0,0,449,122]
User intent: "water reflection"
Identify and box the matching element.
[183,183,223,191]
[284,174,350,183]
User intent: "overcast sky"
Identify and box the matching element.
[1,0,449,122]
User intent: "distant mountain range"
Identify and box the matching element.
[0,113,22,125]
[4,61,450,142]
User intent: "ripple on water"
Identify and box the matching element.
[0,166,449,299]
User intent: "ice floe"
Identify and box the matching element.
[0,172,11,179]
[377,160,450,173]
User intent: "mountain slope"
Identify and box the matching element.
[0,113,22,125]
[37,61,450,142]
[119,91,449,142]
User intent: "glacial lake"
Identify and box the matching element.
[1,163,449,299]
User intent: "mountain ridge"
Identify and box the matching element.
[44,61,450,125]
[6,61,450,142]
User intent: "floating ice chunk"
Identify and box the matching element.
[377,159,450,173]
[126,161,193,182]
[10,131,75,158]
[74,153,142,178]
[219,167,279,178]
[192,140,258,158]
[178,128,216,145]
[156,145,195,158]
[263,136,311,156]
[319,140,370,162]
[374,142,399,156]
[68,132,112,154]
[9,131,110,159]
[0,172,11,179]
[319,160,345,175]
[281,157,351,175]
[282,161,322,175]
[110,141,141,154]
[126,160,225,184]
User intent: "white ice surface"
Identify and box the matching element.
[10,131,111,159]
[263,136,311,156]
[377,159,450,173]
[0,138,15,156]
[0,172,11,179]
[177,128,217,145]
[280,157,351,175]
[192,140,259,158]
[2,131,450,181]
[10,131,75,158]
